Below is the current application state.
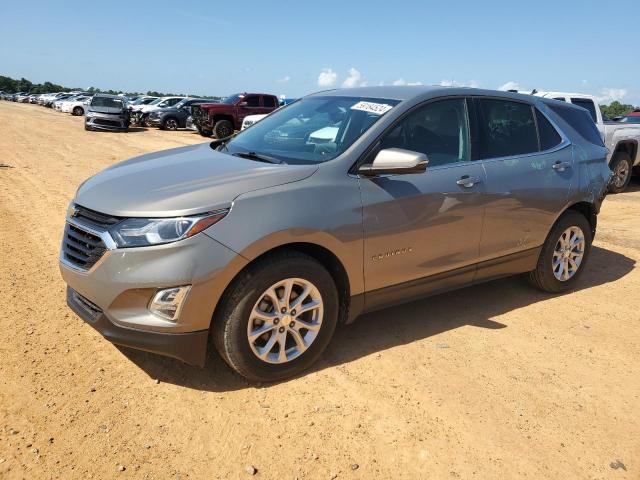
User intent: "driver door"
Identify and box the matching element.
[359,98,487,310]
[236,95,261,124]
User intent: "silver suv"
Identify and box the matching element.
[60,86,611,381]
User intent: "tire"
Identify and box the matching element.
[197,126,213,137]
[213,119,233,139]
[163,117,178,131]
[72,106,84,116]
[142,114,150,127]
[212,251,339,382]
[608,152,633,194]
[528,211,593,293]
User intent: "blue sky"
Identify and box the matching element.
[1,0,638,105]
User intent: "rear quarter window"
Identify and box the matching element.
[535,109,562,150]
[548,104,604,146]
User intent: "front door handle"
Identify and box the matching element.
[457,175,482,188]
[552,161,571,172]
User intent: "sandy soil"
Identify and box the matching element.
[1,101,639,480]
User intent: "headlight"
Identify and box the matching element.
[109,210,228,248]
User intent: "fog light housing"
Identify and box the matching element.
[148,286,191,321]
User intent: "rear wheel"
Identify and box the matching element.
[608,152,633,194]
[213,119,233,139]
[72,106,84,116]
[212,251,339,382]
[528,211,592,293]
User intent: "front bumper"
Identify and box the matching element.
[67,287,209,365]
[85,113,129,131]
[146,116,163,127]
[60,217,247,364]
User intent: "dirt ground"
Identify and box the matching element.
[0,101,639,480]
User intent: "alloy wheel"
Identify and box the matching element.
[552,226,585,281]
[247,278,323,364]
[166,119,178,130]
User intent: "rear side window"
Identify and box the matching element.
[245,96,260,107]
[570,98,598,122]
[478,99,538,158]
[535,109,562,150]
[263,96,276,108]
[548,104,604,146]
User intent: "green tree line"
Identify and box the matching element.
[600,101,637,119]
[0,74,220,100]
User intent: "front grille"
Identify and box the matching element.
[94,119,121,127]
[72,204,122,229]
[191,105,207,121]
[62,223,107,270]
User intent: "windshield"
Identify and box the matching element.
[173,98,191,109]
[224,96,400,164]
[91,96,123,108]
[222,93,244,105]
[148,98,164,106]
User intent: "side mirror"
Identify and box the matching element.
[238,101,248,107]
[358,148,428,176]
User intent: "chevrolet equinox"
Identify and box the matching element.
[60,86,611,381]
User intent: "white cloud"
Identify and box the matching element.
[317,68,337,87]
[597,87,627,103]
[342,68,367,88]
[439,79,479,88]
[392,78,423,86]
[498,81,522,91]
[277,75,291,83]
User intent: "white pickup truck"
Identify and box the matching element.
[534,91,640,193]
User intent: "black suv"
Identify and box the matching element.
[147,98,211,130]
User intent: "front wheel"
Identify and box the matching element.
[212,252,339,382]
[528,211,593,293]
[72,106,84,116]
[609,152,633,194]
[213,119,233,139]
[163,118,178,131]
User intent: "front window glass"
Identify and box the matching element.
[91,96,123,108]
[224,96,400,165]
[380,98,470,167]
[479,99,538,158]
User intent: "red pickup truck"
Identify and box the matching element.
[191,92,279,138]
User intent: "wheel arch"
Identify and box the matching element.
[564,201,597,237]
[212,242,353,329]
[612,140,638,166]
[211,114,235,126]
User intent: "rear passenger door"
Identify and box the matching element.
[474,97,573,263]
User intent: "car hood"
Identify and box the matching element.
[74,142,318,217]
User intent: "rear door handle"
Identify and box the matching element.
[552,161,571,172]
[457,175,482,188]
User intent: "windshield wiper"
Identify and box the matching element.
[232,151,285,164]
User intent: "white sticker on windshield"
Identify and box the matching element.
[350,101,393,115]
